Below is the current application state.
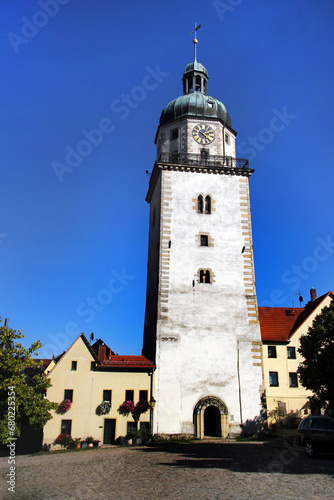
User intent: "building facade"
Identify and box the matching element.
[142,41,263,437]
[43,334,155,445]
[259,290,334,418]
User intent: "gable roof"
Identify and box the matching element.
[258,307,304,342]
[259,291,334,343]
[46,333,155,374]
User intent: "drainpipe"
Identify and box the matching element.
[223,124,225,159]
[149,368,156,437]
[237,341,243,424]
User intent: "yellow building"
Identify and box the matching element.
[259,289,333,417]
[43,334,155,446]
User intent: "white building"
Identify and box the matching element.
[142,40,263,438]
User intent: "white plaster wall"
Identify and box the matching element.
[154,170,262,435]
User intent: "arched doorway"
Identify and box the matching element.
[204,406,221,437]
[193,396,229,439]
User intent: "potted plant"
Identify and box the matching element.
[73,438,81,449]
[125,433,133,445]
[95,401,111,416]
[86,436,94,447]
[55,399,71,415]
[53,434,74,449]
[117,400,135,417]
[93,439,100,447]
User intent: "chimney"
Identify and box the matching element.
[98,344,106,362]
[310,288,317,302]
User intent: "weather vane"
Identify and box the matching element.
[190,22,201,61]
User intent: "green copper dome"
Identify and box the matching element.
[159,60,231,128]
[159,93,231,127]
[183,61,208,79]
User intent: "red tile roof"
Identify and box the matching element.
[100,355,155,369]
[258,307,305,342]
[259,292,334,342]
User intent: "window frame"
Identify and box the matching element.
[139,390,148,402]
[269,372,279,387]
[61,419,72,436]
[64,389,73,402]
[287,346,296,359]
[125,390,134,403]
[103,390,112,403]
[289,372,299,388]
[267,346,277,358]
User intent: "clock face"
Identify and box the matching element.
[192,124,215,145]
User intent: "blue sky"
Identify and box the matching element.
[1,0,334,358]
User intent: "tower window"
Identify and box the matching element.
[200,235,208,247]
[225,133,230,144]
[200,269,211,284]
[195,75,201,91]
[207,101,213,108]
[201,149,209,161]
[205,195,211,214]
[197,195,203,214]
[170,129,178,141]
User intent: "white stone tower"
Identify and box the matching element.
[142,39,263,437]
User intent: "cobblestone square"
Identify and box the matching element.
[1,440,333,499]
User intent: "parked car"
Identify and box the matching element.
[298,415,334,457]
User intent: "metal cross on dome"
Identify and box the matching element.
[190,22,201,61]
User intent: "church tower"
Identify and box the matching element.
[142,37,263,437]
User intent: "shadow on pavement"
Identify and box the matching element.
[138,440,334,476]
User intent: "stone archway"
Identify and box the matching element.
[193,396,229,439]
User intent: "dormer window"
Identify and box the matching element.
[207,101,213,108]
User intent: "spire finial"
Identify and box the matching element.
[190,23,201,62]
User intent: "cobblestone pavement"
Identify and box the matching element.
[1,439,333,499]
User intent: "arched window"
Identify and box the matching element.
[199,269,211,284]
[197,195,203,214]
[205,195,211,214]
[195,75,201,92]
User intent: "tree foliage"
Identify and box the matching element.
[0,322,57,443]
[298,301,334,411]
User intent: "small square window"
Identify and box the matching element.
[71,361,77,371]
[289,372,298,388]
[103,390,112,403]
[287,347,296,359]
[125,390,134,402]
[64,389,73,402]
[139,390,148,401]
[269,372,278,387]
[268,346,277,358]
[225,133,230,144]
[200,235,208,247]
[207,101,213,108]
